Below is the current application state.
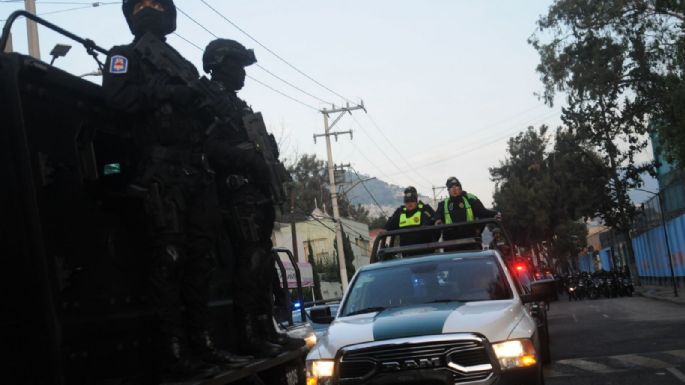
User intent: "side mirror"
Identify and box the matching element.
[531,278,557,302]
[310,305,335,324]
[521,291,546,304]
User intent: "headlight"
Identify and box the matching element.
[492,339,538,370]
[306,360,335,385]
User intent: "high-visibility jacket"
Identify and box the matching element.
[443,194,477,224]
[399,203,424,228]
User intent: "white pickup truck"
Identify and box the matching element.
[305,221,550,385]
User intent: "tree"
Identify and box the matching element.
[490,126,554,249]
[286,154,360,220]
[336,227,356,280]
[529,0,667,280]
[490,125,609,271]
[307,240,323,300]
[529,0,685,166]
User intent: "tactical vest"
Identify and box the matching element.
[399,203,424,228]
[443,194,476,224]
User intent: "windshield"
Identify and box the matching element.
[341,256,512,316]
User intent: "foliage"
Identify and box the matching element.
[529,0,685,168]
[528,0,680,277]
[490,125,609,270]
[317,258,340,282]
[335,228,356,280]
[307,240,323,300]
[368,214,388,229]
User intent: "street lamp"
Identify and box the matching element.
[635,188,678,297]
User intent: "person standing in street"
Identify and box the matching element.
[102,0,250,379]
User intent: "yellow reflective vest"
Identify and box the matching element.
[443,194,476,224]
[399,203,424,228]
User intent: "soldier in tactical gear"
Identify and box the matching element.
[103,0,250,379]
[203,38,303,358]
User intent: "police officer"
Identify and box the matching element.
[202,38,302,357]
[384,186,437,250]
[435,177,500,250]
[103,0,249,378]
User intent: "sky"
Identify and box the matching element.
[1,1,657,207]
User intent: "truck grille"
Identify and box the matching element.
[337,334,493,384]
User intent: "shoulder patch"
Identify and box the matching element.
[109,55,128,74]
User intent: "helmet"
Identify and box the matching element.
[403,186,418,203]
[203,39,257,73]
[122,0,177,36]
[446,176,461,188]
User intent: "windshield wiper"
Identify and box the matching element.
[428,298,471,303]
[345,306,386,316]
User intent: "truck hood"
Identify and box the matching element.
[310,300,523,360]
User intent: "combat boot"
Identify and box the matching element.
[161,336,220,381]
[239,314,284,358]
[190,330,252,369]
[260,314,305,349]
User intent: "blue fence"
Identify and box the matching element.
[599,247,613,271]
[632,213,685,279]
[578,254,594,273]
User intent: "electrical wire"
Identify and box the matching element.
[172,32,321,112]
[380,110,560,178]
[0,1,115,21]
[197,0,352,104]
[350,167,388,217]
[255,63,333,105]
[360,114,434,187]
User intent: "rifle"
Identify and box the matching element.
[242,112,292,208]
[133,32,233,132]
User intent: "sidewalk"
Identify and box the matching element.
[634,284,685,305]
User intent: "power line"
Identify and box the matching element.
[402,103,548,164]
[255,63,333,105]
[197,0,352,104]
[349,114,415,183]
[362,113,434,187]
[381,110,559,178]
[247,74,320,111]
[350,167,387,217]
[171,32,321,112]
[0,1,116,21]
[179,4,335,105]
[0,1,117,4]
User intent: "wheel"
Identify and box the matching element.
[536,362,546,385]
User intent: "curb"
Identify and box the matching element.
[634,288,685,306]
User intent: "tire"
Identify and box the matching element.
[541,319,551,365]
[536,363,546,385]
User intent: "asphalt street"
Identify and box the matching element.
[544,294,685,384]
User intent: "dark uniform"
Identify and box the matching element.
[102,0,248,377]
[383,187,436,256]
[435,178,498,250]
[202,39,300,357]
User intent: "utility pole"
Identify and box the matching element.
[432,186,446,208]
[314,102,365,291]
[25,0,41,59]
